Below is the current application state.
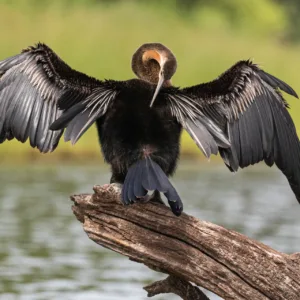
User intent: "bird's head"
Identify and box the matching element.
[131,43,177,107]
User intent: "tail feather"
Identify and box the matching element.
[141,158,158,192]
[148,158,170,192]
[122,163,137,204]
[122,157,183,216]
[164,187,182,216]
[133,161,147,197]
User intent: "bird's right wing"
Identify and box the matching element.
[50,81,119,144]
[0,43,118,152]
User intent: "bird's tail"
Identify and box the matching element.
[121,156,183,216]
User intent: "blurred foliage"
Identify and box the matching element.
[0,0,297,45]
[274,0,300,41]
[2,0,298,41]
[0,0,299,163]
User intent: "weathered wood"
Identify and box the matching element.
[144,275,210,300]
[71,184,300,300]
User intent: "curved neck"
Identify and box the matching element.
[131,43,177,85]
[132,51,161,84]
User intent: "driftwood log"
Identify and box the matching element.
[71,184,300,300]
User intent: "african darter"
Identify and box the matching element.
[0,42,299,216]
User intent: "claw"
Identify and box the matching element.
[136,194,151,203]
[102,184,111,190]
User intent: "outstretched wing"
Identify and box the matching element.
[50,80,118,145]
[0,43,116,152]
[181,60,300,201]
[164,88,231,158]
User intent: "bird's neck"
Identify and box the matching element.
[163,79,172,87]
[140,60,160,84]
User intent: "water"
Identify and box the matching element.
[0,162,299,300]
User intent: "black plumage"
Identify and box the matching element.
[0,42,299,215]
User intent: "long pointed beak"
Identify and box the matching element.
[150,73,165,107]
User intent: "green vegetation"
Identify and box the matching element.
[0,1,300,163]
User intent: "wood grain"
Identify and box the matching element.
[71,184,300,300]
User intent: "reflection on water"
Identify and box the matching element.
[0,162,299,300]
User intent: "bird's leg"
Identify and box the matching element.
[136,190,165,205]
[136,194,151,203]
[109,173,124,190]
[149,190,165,205]
[110,172,125,184]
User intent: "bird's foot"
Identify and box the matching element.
[136,194,151,203]
[136,191,165,205]
[149,190,165,205]
[102,184,111,191]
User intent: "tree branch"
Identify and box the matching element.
[144,275,210,300]
[71,184,300,300]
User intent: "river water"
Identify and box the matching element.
[0,162,299,300]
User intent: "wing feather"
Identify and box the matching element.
[51,85,118,144]
[0,43,115,152]
[166,92,230,158]
[182,60,300,202]
[185,119,218,158]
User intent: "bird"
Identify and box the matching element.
[0,42,299,216]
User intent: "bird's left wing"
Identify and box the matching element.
[175,60,300,202]
[164,87,231,158]
[0,43,118,152]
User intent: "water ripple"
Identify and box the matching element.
[0,163,299,300]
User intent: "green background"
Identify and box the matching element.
[1,0,300,163]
